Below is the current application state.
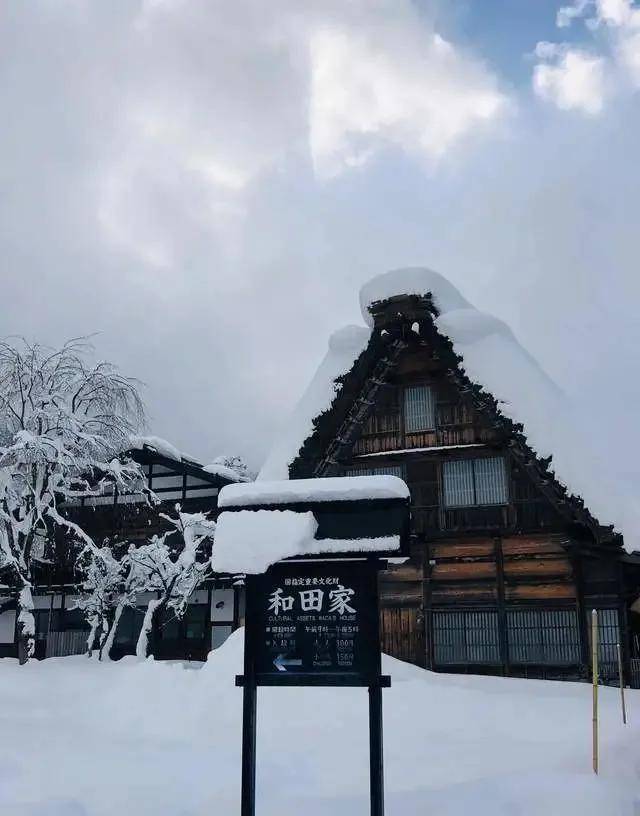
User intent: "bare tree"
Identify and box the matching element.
[0,337,146,663]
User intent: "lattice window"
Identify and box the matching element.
[588,608,621,681]
[404,384,436,432]
[442,457,508,507]
[432,609,500,664]
[507,608,580,665]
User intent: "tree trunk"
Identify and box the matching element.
[136,598,163,659]
[100,602,125,661]
[16,585,36,665]
[86,616,100,658]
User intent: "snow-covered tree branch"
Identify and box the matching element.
[74,541,137,660]
[128,506,216,659]
[0,337,147,663]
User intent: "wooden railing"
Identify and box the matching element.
[411,498,561,536]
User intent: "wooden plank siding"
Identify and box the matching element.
[380,607,425,667]
[378,533,582,671]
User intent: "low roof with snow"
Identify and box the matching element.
[128,436,250,484]
[259,267,640,551]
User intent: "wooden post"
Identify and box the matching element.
[617,643,627,725]
[240,680,257,816]
[591,610,599,775]
[368,683,385,816]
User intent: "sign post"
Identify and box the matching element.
[236,556,390,816]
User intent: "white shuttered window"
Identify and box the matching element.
[442,460,475,507]
[442,457,507,507]
[404,385,435,432]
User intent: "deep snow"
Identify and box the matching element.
[0,631,638,816]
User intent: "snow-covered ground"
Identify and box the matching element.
[0,631,638,815]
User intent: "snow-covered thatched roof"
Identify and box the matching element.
[260,267,640,551]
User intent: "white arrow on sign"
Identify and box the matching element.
[273,654,303,672]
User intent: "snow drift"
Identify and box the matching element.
[0,634,637,815]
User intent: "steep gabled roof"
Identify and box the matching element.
[260,268,640,551]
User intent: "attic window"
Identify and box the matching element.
[442,457,508,507]
[404,384,435,432]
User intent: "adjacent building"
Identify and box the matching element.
[0,438,245,661]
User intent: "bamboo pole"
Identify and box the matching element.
[592,610,599,775]
[617,643,627,725]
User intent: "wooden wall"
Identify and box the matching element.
[379,533,581,672]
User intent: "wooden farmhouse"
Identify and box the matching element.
[260,269,640,687]
[0,439,244,661]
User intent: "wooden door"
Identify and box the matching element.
[380,606,425,667]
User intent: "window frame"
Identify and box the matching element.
[506,606,581,666]
[441,456,509,509]
[402,383,436,434]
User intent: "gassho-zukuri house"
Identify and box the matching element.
[257,268,640,687]
[1,267,639,687]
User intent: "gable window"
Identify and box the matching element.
[442,457,507,507]
[403,384,435,432]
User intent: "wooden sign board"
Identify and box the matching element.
[247,560,382,686]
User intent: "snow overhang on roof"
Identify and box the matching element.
[212,476,410,574]
[258,266,640,551]
[128,435,201,466]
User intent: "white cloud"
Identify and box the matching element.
[596,0,634,25]
[3,0,640,508]
[308,18,506,178]
[617,22,640,80]
[533,48,606,113]
[557,0,593,28]
[538,0,640,111]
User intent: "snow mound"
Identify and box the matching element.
[359,267,471,326]
[0,639,638,815]
[213,508,399,573]
[212,509,318,574]
[259,325,371,481]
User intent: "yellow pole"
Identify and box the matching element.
[617,643,627,725]
[592,610,599,775]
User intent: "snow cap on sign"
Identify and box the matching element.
[212,508,400,574]
[219,475,409,508]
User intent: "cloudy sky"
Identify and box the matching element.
[1,0,639,472]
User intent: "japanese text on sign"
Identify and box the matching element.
[268,584,356,615]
